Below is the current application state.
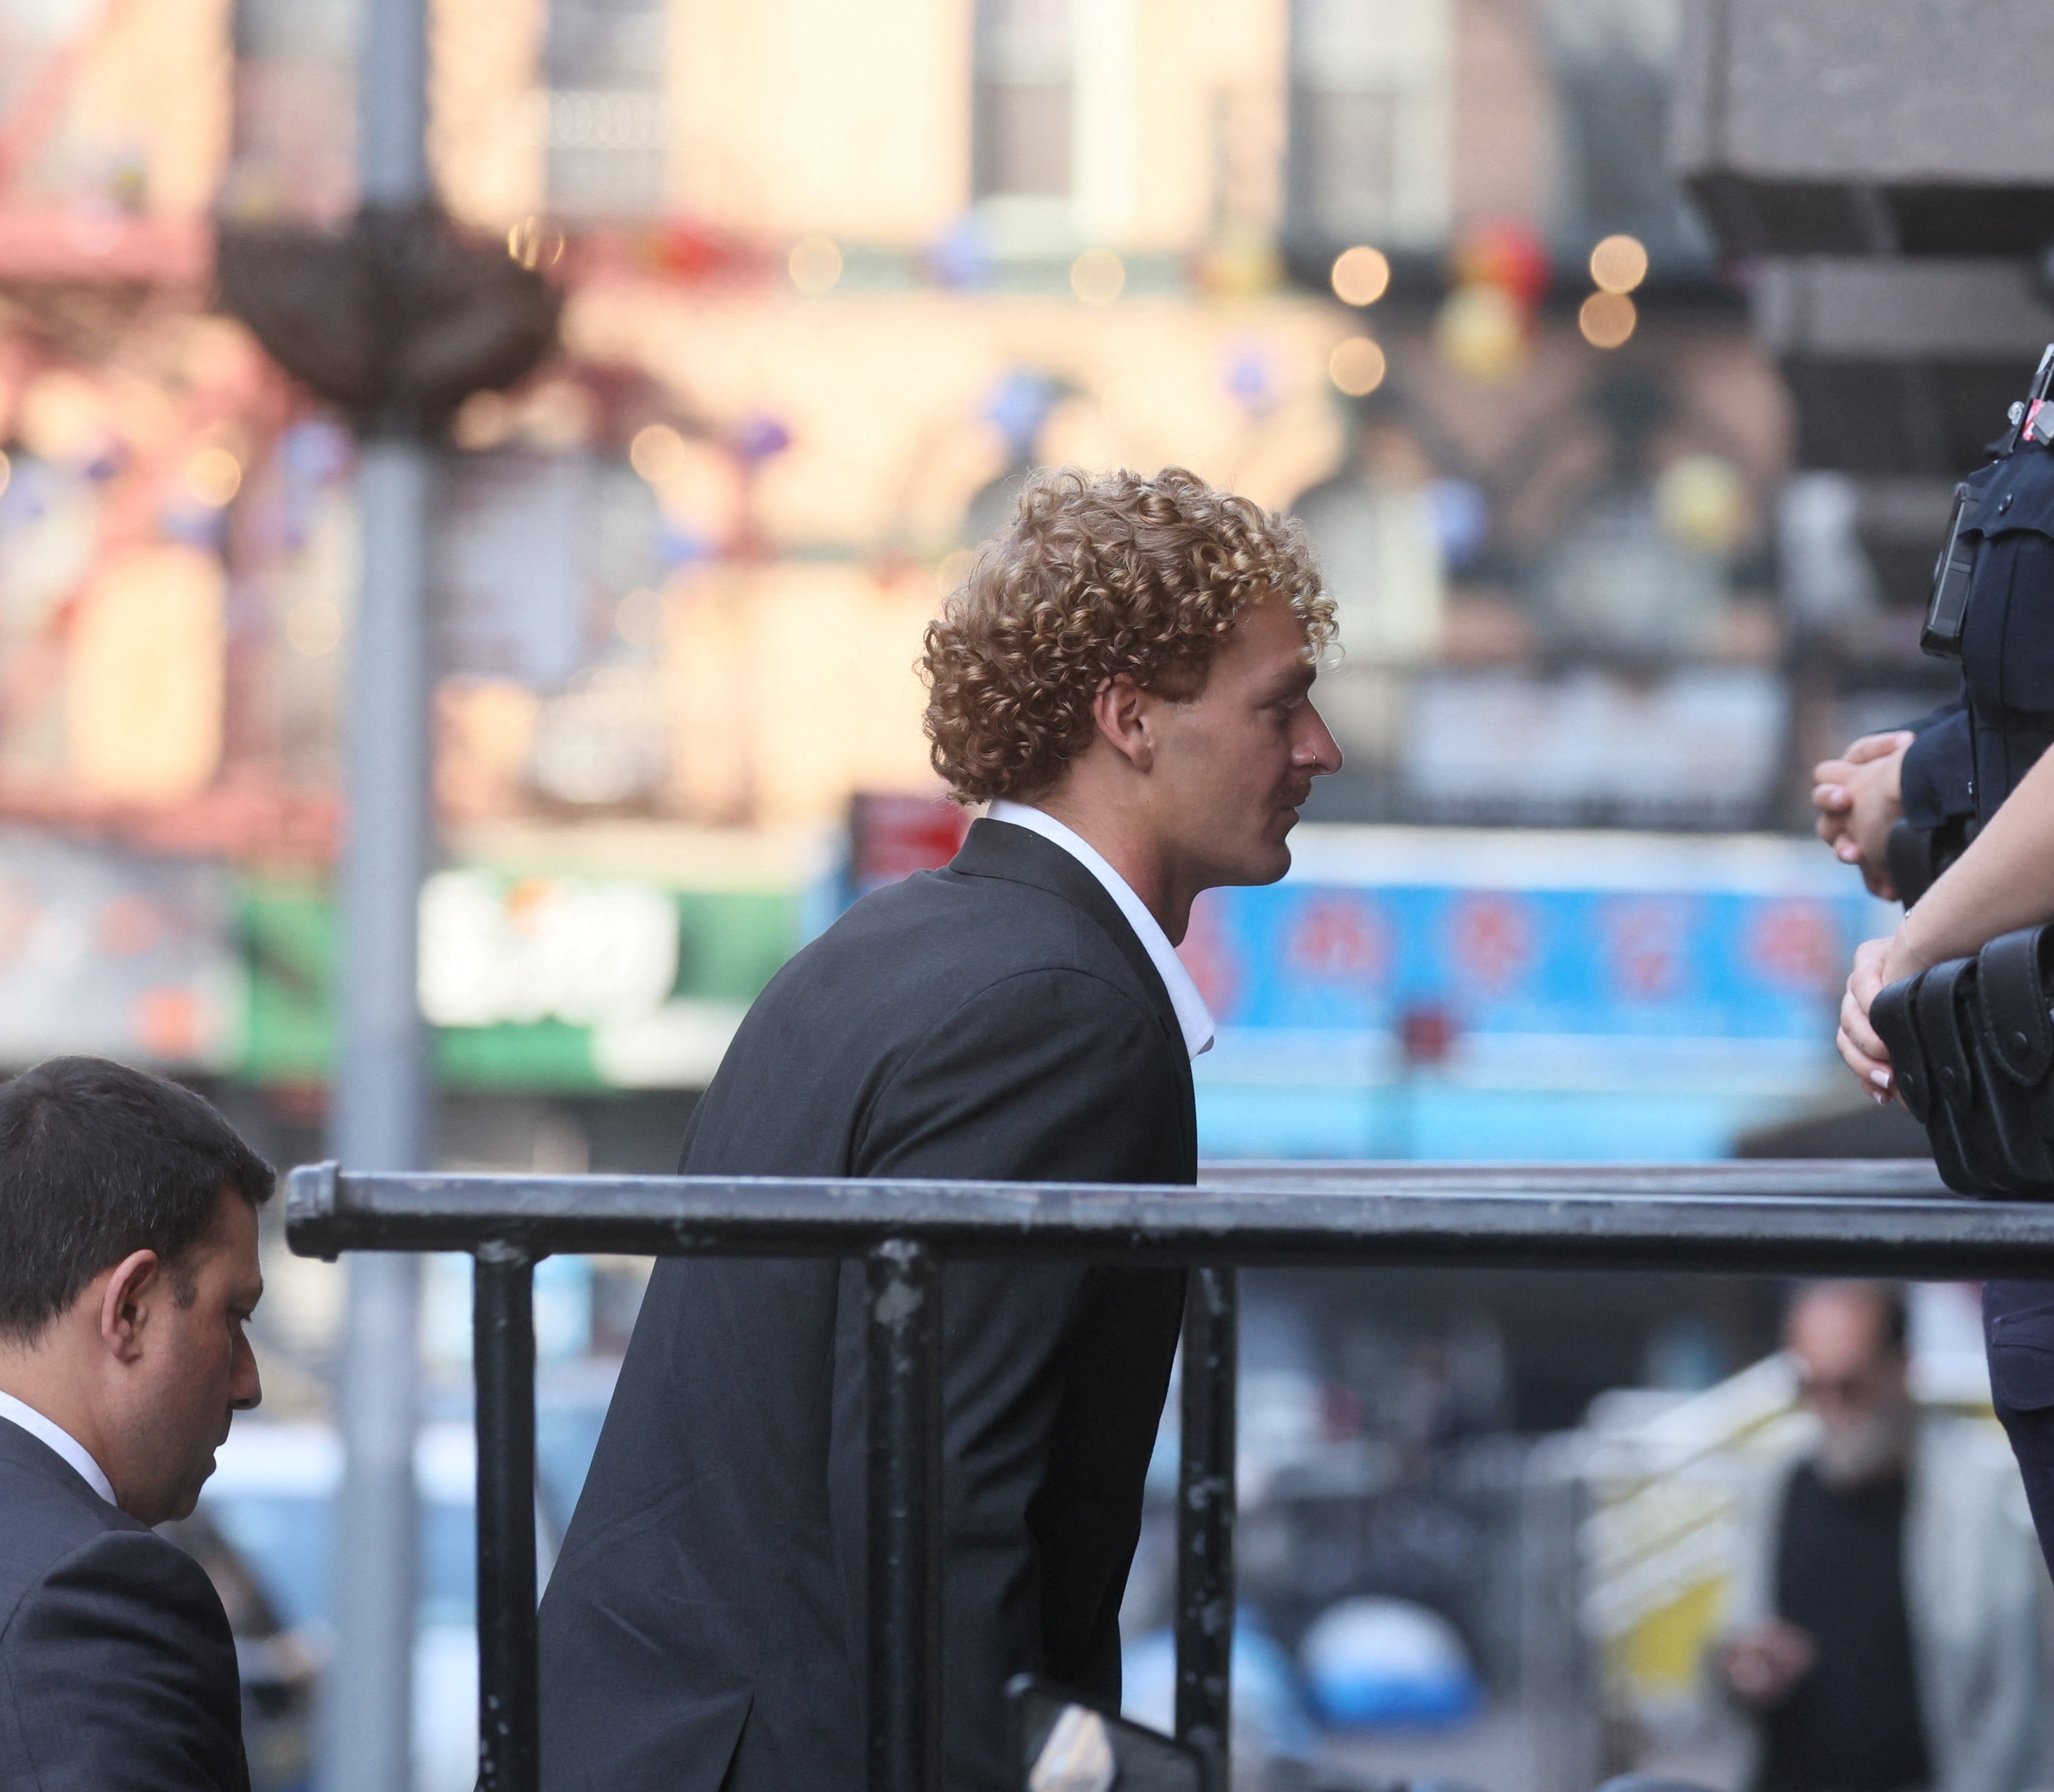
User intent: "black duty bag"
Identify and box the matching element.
[1872,925,2054,1196]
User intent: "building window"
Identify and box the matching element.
[972,0,1073,202]
[1287,0,1452,252]
[1548,0,1704,262]
[541,0,667,218]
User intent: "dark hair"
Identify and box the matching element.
[0,1057,275,1342]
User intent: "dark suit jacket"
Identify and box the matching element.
[539,819,1196,1792]
[0,1417,248,1791]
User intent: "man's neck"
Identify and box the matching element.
[0,1355,111,1482]
[1017,793,1194,943]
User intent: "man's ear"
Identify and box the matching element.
[1089,676,1155,772]
[96,1250,165,1364]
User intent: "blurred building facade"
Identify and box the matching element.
[0,0,1903,1152]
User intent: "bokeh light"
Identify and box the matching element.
[1588,234,1649,295]
[788,235,844,296]
[1450,218,1551,310]
[183,445,242,507]
[1436,285,1526,381]
[629,423,690,484]
[1330,245,1391,307]
[452,390,515,451]
[523,380,596,449]
[506,216,565,270]
[19,369,109,464]
[1578,291,1638,349]
[1328,336,1388,398]
[1070,248,1125,306]
[1656,454,1749,555]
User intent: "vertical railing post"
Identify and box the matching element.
[1176,1266,1238,1786]
[474,1243,539,1792]
[865,1239,943,1792]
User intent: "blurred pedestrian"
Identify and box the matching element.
[539,467,1342,1791]
[0,1056,273,1792]
[1717,1283,2043,1792]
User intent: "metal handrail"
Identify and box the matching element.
[286,1157,2021,1792]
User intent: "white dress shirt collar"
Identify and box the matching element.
[0,1388,118,1507]
[986,801,1215,1059]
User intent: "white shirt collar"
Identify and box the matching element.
[0,1388,118,1507]
[986,801,1215,1059]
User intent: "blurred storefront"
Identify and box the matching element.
[0,0,1842,1109]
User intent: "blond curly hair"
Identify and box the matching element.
[921,467,1333,804]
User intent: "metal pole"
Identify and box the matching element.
[357,0,429,207]
[865,1240,943,1792]
[324,428,436,1792]
[473,1246,539,1792]
[325,0,435,1782]
[1175,1267,1237,1785]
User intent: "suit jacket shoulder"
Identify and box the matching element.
[683,817,1196,1184]
[0,1422,248,1792]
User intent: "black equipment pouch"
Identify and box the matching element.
[1921,480,1979,659]
[1875,923,2054,1196]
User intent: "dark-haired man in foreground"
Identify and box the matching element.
[542,467,1342,1790]
[0,1055,273,1792]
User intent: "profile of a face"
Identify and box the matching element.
[1149,596,1343,892]
[107,1189,265,1524]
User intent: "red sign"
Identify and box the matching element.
[1601,897,1691,1001]
[849,793,970,891]
[1747,898,1842,995]
[1286,892,1388,986]
[1447,892,1535,995]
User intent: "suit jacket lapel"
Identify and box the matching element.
[948,818,1182,1045]
[949,818,1199,1178]
[0,1417,128,1524]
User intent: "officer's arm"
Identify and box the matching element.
[1894,731,2054,970]
[1843,734,2054,1085]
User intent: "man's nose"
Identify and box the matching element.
[231,1338,263,1411]
[1294,701,1344,775]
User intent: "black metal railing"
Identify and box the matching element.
[286,1157,2054,1792]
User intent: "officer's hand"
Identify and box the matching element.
[1838,934,1915,1098]
[1719,1619,1816,1708]
[1812,731,1914,900]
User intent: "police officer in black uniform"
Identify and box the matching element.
[1825,346,2054,1568]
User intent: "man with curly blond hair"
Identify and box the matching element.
[541,467,1341,1792]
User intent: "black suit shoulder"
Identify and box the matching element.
[683,819,1193,1184]
[0,1424,247,1792]
[763,848,1168,1042]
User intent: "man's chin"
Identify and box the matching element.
[1230,842,1294,888]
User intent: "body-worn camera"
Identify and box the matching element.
[1922,343,2054,659]
[1921,480,1980,659]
